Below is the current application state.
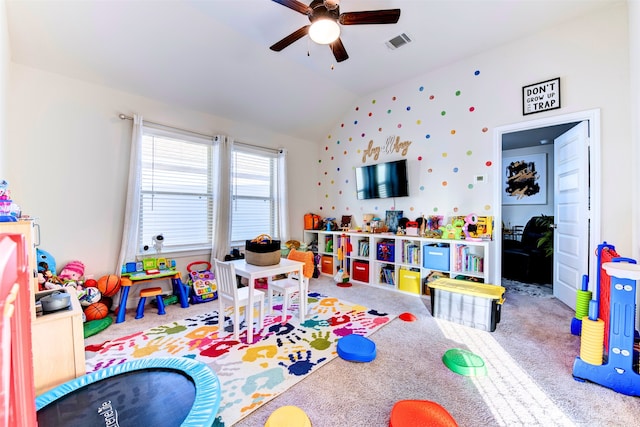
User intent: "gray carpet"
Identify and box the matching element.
[86,276,639,426]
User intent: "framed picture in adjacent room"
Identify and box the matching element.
[502,153,547,205]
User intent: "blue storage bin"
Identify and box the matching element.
[423,244,450,271]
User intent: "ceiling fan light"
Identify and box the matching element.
[309,19,340,44]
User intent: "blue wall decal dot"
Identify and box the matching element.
[406,106,411,111]
[453,167,459,173]
[420,185,425,191]
[468,184,474,189]
[474,70,480,76]
[354,120,358,125]
[337,140,341,144]
[425,134,431,139]
[419,86,424,91]
[337,167,340,171]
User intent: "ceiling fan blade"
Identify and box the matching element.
[271,0,312,15]
[330,38,349,62]
[270,25,310,51]
[339,9,401,25]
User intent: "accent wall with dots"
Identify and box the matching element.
[317,67,495,228]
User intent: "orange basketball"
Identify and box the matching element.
[97,274,121,297]
[84,302,109,321]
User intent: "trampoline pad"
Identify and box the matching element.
[36,358,221,427]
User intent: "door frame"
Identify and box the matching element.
[492,109,601,299]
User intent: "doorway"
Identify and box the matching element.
[493,109,601,309]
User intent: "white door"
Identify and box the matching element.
[553,121,590,308]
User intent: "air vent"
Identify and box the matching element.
[385,33,412,50]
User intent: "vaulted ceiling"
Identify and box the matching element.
[6,0,620,141]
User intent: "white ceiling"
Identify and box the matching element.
[5,0,620,141]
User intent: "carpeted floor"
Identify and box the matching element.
[86,276,640,426]
[85,291,394,426]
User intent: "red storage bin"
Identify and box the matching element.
[321,255,334,275]
[352,260,369,282]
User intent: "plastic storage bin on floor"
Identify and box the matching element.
[389,400,458,427]
[337,334,376,362]
[428,278,504,332]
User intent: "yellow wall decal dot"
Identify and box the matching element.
[442,153,448,157]
[450,130,456,135]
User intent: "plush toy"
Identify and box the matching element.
[59,260,85,281]
[36,248,57,275]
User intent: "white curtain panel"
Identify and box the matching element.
[211,135,233,263]
[277,148,289,241]
[115,114,143,274]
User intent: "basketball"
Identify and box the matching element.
[84,302,108,321]
[97,274,121,297]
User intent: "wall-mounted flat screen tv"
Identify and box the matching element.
[355,159,409,200]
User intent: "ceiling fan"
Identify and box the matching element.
[269,0,401,63]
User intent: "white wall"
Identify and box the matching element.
[0,0,9,177]
[6,65,319,277]
[318,3,633,257]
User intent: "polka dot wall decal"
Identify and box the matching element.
[341,123,345,127]
[361,133,365,137]
[453,167,459,173]
[392,96,397,101]
[410,207,415,211]
[429,95,435,100]
[397,124,402,128]
[486,161,492,166]
[468,184,474,189]
[469,106,475,112]
[482,127,488,132]
[484,204,491,210]
[318,182,321,186]
[466,150,473,156]
[450,130,456,135]
[474,70,480,75]
[354,120,358,125]
[419,86,424,91]
[433,207,438,212]
[442,153,448,158]
[455,90,461,96]
[349,137,353,141]
[406,106,411,111]
[368,112,372,117]
[325,146,328,150]
[418,156,422,161]
[420,185,424,191]
[324,171,328,175]
[331,156,334,160]
[337,167,340,171]
[425,134,431,139]
[387,109,392,114]
[441,111,446,116]
[428,168,433,173]
[442,181,447,186]
[318,159,322,163]
[372,100,376,104]
[337,140,341,144]
[357,149,361,153]
[453,207,459,213]
[325,194,329,198]
[339,190,342,194]
[355,106,359,111]
[378,128,383,132]
[343,150,347,155]
[416,120,421,125]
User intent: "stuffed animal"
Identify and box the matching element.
[36,248,57,275]
[58,260,85,281]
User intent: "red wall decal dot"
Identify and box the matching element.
[429,95,435,100]
[482,127,488,132]
[397,124,402,128]
[485,161,492,166]
[453,207,459,212]
[355,106,359,111]
[392,96,397,101]
[368,112,372,117]
[418,156,422,161]
[469,106,475,112]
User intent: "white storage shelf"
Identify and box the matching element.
[303,230,493,297]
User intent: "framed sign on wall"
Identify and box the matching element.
[522,77,560,115]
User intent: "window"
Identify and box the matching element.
[138,128,281,254]
[231,144,281,245]
[139,128,213,253]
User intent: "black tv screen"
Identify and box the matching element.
[355,159,409,200]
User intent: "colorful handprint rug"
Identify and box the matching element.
[85,291,394,426]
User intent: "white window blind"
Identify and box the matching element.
[231,145,281,245]
[139,128,213,253]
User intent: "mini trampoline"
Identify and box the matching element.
[36,357,221,427]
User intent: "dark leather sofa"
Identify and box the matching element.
[502,216,553,284]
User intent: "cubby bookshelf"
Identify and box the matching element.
[303,230,493,297]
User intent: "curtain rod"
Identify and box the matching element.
[118,113,216,140]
